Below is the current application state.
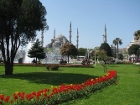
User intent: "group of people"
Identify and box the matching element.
[81,58,91,65]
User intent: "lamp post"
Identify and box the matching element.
[94,47,97,66]
[87,48,89,60]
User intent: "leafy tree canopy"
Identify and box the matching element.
[118,53,123,60]
[78,48,87,56]
[100,43,112,57]
[60,43,78,63]
[0,0,48,75]
[134,30,140,40]
[128,44,140,56]
[97,50,112,73]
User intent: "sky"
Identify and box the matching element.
[37,0,140,49]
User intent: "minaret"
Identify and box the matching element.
[41,29,44,47]
[102,34,105,43]
[76,28,79,49]
[69,21,72,43]
[104,24,107,43]
[53,29,56,39]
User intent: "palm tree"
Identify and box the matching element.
[113,38,123,58]
[134,30,140,40]
[113,40,117,58]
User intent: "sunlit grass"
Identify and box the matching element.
[61,64,140,105]
[0,64,140,105]
[0,65,104,97]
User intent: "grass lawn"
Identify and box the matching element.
[0,64,140,105]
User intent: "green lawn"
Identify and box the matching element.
[0,64,140,105]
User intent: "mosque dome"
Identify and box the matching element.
[56,34,66,39]
[46,34,69,48]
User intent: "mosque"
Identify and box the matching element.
[46,33,69,48]
[45,23,108,49]
[45,22,79,49]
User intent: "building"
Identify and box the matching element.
[46,34,69,48]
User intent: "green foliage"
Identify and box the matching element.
[137,49,140,57]
[128,44,140,56]
[100,43,112,56]
[113,38,122,47]
[134,30,140,40]
[60,43,78,63]
[28,39,46,63]
[113,38,123,58]
[118,53,123,60]
[97,50,113,72]
[60,44,78,56]
[0,0,48,75]
[78,48,87,56]
[98,50,112,63]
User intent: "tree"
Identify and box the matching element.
[137,49,140,58]
[0,0,48,75]
[60,43,78,63]
[134,30,140,40]
[113,40,117,58]
[28,39,46,64]
[118,53,123,60]
[97,50,112,73]
[113,38,123,58]
[78,48,87,56]
[100,43,112,57]
[128,44,140,56]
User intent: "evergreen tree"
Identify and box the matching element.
[28,39,46,63]
[100,43,112,57]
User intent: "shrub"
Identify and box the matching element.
[46,64,59,70]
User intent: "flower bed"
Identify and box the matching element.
[0,70,117,105]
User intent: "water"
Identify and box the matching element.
[41,48,73,64]
[23,43,63,64]
[23,43,73,64]
[23,42,34,63]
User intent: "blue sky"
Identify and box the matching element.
[37,0,140,49]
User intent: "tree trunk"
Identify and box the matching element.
[115,46,116,58]
[35,57,37,64]
[68,54,69,63]
[5,63,14,75]
[116,44,119,58]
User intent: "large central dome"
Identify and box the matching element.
[46,34,69,48]
[56,34,64,39]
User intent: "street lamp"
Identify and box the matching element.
[87,49,89,59]
[94,47,97,66]
[94,50,96,66]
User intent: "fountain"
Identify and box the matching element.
[23,42,34,63]
[41,48,61,64]
[23,33,74,64]
[41,47,73,64]
[23,42,65,64]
